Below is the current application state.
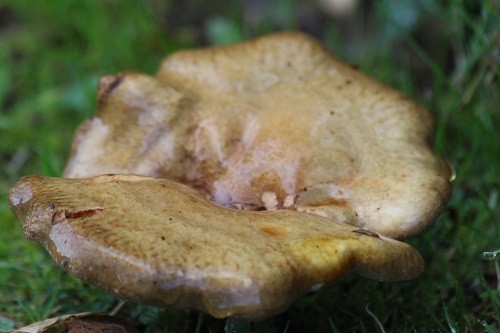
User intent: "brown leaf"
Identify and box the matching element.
[14,313,139,333]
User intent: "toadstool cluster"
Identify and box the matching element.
[8,32,453,319]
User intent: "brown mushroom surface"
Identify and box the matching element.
[8,32,452,319]
[9,174,423,319]
[63,32,451,239]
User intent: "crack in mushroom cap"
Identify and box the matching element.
[63,32,452,239]
[9,175,424,319]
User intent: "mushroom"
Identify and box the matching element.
[8,32,452,319]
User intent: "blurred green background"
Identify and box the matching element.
[0,0,498,332]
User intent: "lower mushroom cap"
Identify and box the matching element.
[9,174,423,319]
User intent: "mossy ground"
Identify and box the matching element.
[0,1,498,332]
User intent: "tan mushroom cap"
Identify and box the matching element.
[9,175,424,319]
[64,32,452,239]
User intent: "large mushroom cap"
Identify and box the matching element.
[64,32,451,239]
[9,174,423,319]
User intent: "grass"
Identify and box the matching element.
[0,0,498,331]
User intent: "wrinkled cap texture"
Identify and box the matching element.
[9,32,452,319]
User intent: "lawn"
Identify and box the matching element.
[0,0,498,332]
